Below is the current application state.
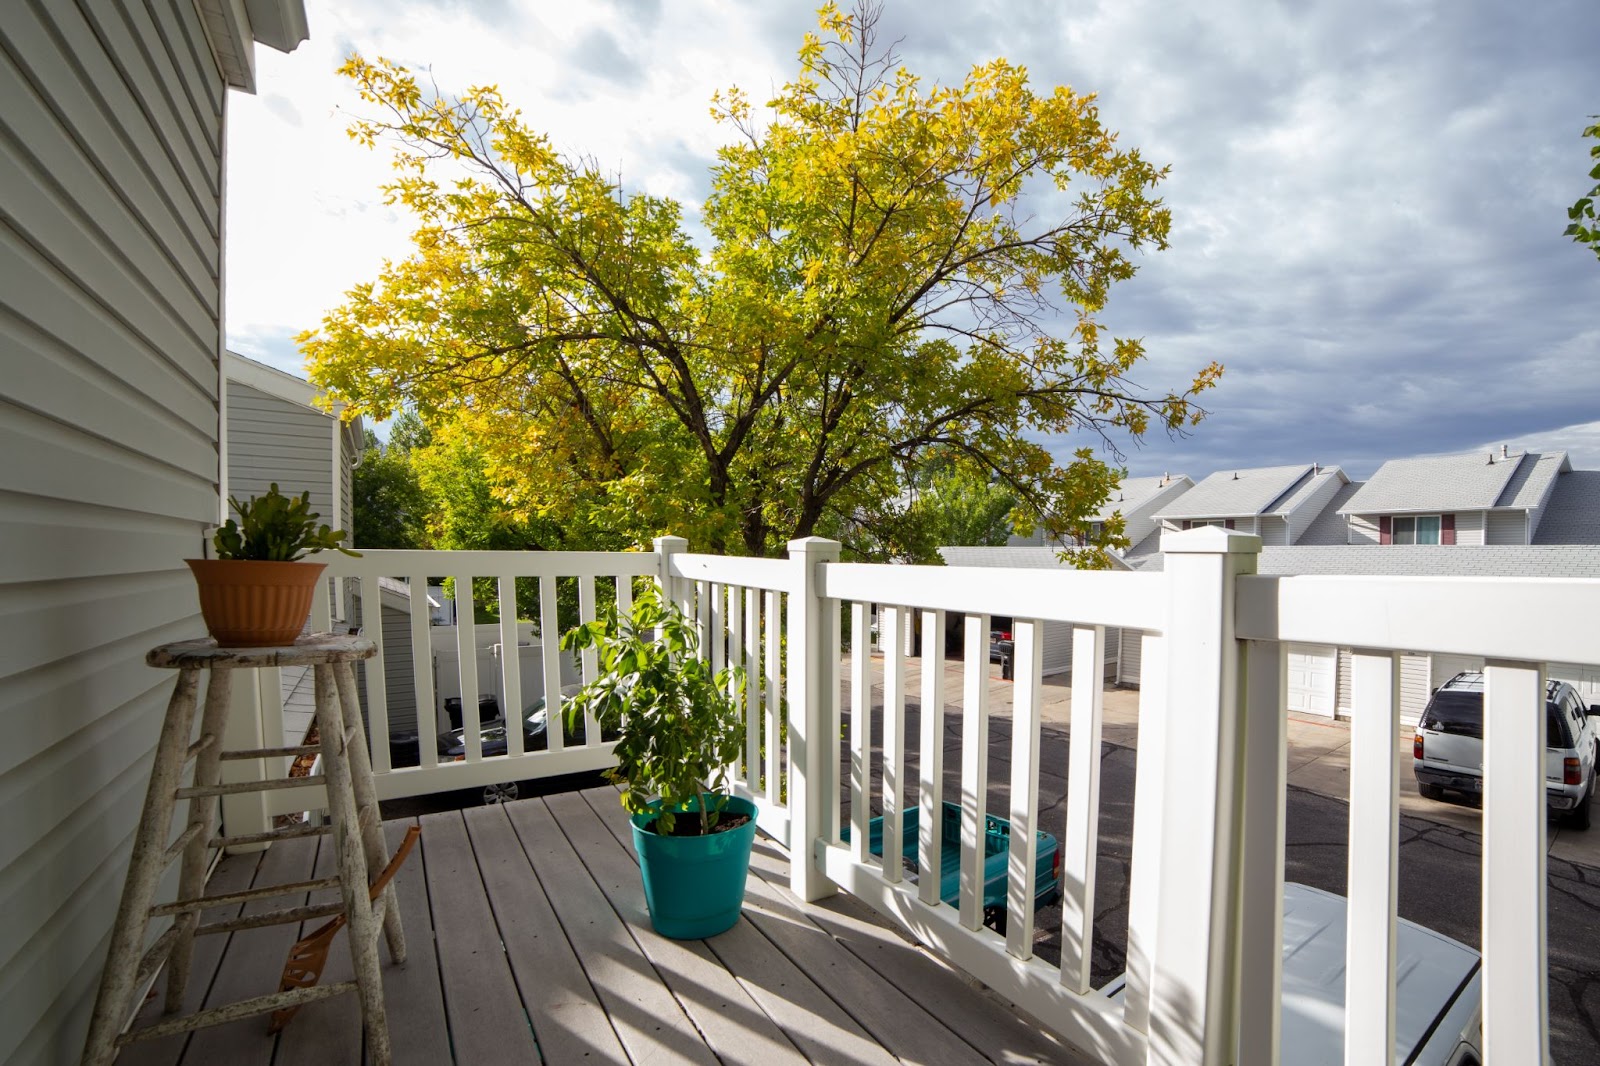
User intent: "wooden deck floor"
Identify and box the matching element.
[116,786,1085,1066]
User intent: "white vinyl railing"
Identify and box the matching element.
[221,528,1594,1066]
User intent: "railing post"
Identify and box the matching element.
[1147,527,1260,1066]
[654,535,689,613]
[787,535,841,902]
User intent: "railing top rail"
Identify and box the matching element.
[669,553,798,594]
[819,562,1168,632]
[1237,573,1600,664]
[318,548,661,580]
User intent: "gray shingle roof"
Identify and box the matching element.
[1533,471,1600,545]
[1339,450,1534,514]
[1296,481,1364,545]
[1273,467,1347,516]
[1152,464,1313,521]
[943,543,1600,579]
[1255,545,1600,578]
[1497,451,1568,509]
[1090,475,1188,522]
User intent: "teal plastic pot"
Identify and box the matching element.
[631,793,759,939]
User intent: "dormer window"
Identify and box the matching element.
[1392,515,1441,545]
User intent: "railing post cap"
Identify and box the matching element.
[1159,527,1263,555]
[653,535,689,552]
[786,536,841,558]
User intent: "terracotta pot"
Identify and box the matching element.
[185,559,327,648]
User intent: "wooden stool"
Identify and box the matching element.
[81,634,404,1066]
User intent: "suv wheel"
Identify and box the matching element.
[483,781,519,805]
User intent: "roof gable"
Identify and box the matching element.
[1339,450,1531,514]
[1152,464,1313,521]
[1090,474,1191,522]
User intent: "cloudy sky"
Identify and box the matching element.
[226,0,1600,480]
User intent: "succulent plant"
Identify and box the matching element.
[213,483,361,561]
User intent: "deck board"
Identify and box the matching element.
[418,809,542,1065]
[118,785,1092,1066]
[502,798,722,1066]
[459,801,631,1065]
[378,818,452,1066]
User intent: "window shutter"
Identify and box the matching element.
[1379,515,1392,545]
[1225,519,1236,530]
[1441,513,1456,545]
[1182,520,1191,530]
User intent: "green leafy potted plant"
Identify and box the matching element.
[187,484,359,647]
[561,584,752,939]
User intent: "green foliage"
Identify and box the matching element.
[844,455,1018,562]
[303,4,1220,560]
[213,484,360,562]
[352,429,431,549]
[1567,118,1600,262]
[560,585,745,834]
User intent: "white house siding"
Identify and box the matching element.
[1259,515,1290,546]
[1455,511,1486,545]
[1336,648,1353,716]
[1399,653,1433,725]
[1348,515,1379,544]
[1431,653,1482,691]
[225,381,336,526]
[0,1,226,1061]
[1485,510,1527,545]
[1118,628,1143,685]
[1284,473,1346,543]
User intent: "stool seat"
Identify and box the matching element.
[82,632,404,1065]
[146,632,376,669]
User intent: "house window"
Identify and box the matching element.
[1392,515,1441,545]
[1191,519,1229,529]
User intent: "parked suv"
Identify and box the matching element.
[1413,672,1599,829]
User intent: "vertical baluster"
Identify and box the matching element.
[881,604,906,884]
[615,573,634,618]
[1006,619,1043,959]
[764,590,780,803]
[917,609,946,906]
[710,583,725,676]
[311,573,332,632]
[745,589,761,790]
[851,601,873,864]
[455,577,480,763]
[578,576,598,742]
[696,580,711,661]
[1482,660,1550,1065]
[359,575,391,773]
[959,613,991,931]
[1060,624,1105,992]
[727,585,743,782]
[1345,650,1400,1066]
[1122,632,1166,1030]
[409,572,438,768]
[822,594,843,848]
[539,577,564,754]
[1237,638,1286,1066]
[499,575,523,758]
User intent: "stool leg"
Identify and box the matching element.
[163,667,232,1011]
[315,664,390,1066]
[80,668,203,1066]
[333,660,406,962]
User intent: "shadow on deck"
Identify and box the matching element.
[115,785,1086,1065]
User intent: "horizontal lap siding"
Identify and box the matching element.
[0,1,224,1062]
[224,382,335,523]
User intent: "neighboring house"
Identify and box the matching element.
[1007,473,1194,555]
[1338,448,1569,545]
[0,4,309,1062]
[223,350,363,548]
[944,450,1600,724]
[1151,463,1349,545]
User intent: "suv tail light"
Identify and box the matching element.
[1413,734,1424,760]
[1566,757,1582,786]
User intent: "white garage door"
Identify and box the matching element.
[1286,644,1337,718]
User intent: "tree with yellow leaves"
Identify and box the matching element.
[302,3,1220,560]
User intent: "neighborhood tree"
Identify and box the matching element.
[303,3,1221,559]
